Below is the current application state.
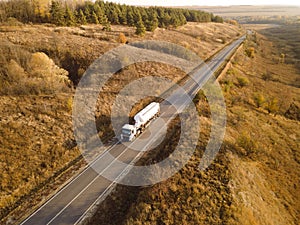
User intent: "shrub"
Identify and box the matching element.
[253,93,265,108]
[6,59,27,81]
[226,68,236,76]
[0,50,70,95]
[265,97,279,114]
[245,47,255,58]
[223,80,234,92]
[237,76,249,87]
[236,133,257,155]
[4,17,23,26]
[118,33,127,44]
[66,97,73,112]
[262,71,273,81]
[227,20,238,26]
[28,52,69,80]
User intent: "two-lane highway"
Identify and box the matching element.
[20,36,245,225]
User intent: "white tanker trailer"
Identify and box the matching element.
[121,102,160,142]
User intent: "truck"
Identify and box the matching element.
[120,102,160,142]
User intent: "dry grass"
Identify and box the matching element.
[88,24,299,225]
[222,25,300,225]
[0,94,80,220]
[0,22,244,223]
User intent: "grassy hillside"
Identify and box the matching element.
[88,24,299,225]
[0,22,243,224]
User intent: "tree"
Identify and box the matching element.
[102,15,111,31]
[77,9,87,25]
[213,15,223,23]
[0,0,220,29]
[161,11,171,28]
[64,5,76,26]
[84,6,92,23]
[126,7,135,26]
[78,9,87,25]
[50,0,64,26]
[145,10,158,32]
[91,11,99,24]
[118,4,127,25]
[135,14,146,36]
[93,3,105,24]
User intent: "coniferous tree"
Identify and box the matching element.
[213,15,223,23]
[126,7,135,26]
[135,13,146,36]
[0,0,220,28]
[93,3,105,24]
[145,10,158,32]
[110,7,120,24]
[118,5,127,25]
[78,9,87,25]
[50,0,64,26]
[91,11,99,24]
[102,15,111,31]
[84,4,92,23]
[64,5,76,26]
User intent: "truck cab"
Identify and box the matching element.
[120,102,160,142]
[120,124,136,142]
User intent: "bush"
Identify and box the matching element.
[236,133,257,155]
[265,97,279,114]
[4,17,23,26]
[118,33,127,44]
[6,59,27,81]
[223,80,234,92]
[245,47,255,58]
[237,76,249,87]
[253,93,265,108]
[226,68,236,76]
[0,49,71,95]
[262,71,273,81]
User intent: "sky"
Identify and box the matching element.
[111,0,300,6]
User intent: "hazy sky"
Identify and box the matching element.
[111,0,300,6]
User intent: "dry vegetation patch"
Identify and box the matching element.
[0,22,244,223]
[88,24,299,225]
[221,26,300,225]
[0,94,80,221]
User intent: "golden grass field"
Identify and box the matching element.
[0,22,243,224]
[0,16,299,224]
[88,23,300,225]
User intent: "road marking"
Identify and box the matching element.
[46,114,170,224]
[20,141,120,225]
[20,36,245,225]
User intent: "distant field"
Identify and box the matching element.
[245,23,300,69]
[197,5,300,17]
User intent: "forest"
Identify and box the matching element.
[0,0,223,34]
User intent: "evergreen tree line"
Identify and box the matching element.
[0,0,223,32]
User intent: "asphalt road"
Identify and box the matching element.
[20,36,245,225]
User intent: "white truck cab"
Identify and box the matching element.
[120,124,136,142]
[120,102,160,142]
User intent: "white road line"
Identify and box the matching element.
[47,112,168,224]
[74,111,170,224]
[20,141,119,225]
[21,36,245,225]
